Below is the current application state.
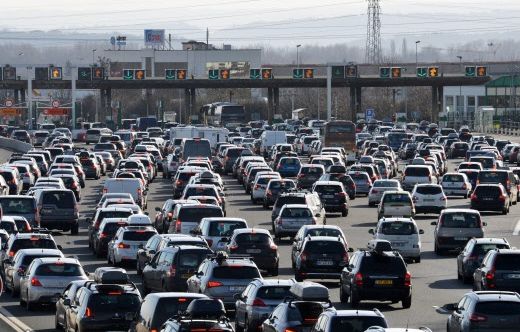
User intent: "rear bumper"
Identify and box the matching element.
[323,203,348,212]
[356,287,411,301]
[415,205,445,214]
[471,201,505,211]
[40,217,78,230]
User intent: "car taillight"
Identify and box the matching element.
[229,245,238,251]
[499,194,506,201]
[441,196,447,201]
[118,243,130,249]
[137,188,142,196]
[99,232,108,239]
[355,272,363,286]
[471,193,478,201]
[371,189,378,194]
[300,251,308,262]
[470,313,488,322]
[167,265,177,277]
[176,219,181,232]
[167,212,173,219]
[8,250,15,257]
[486,268,496,287]
[206,239,213,247]
[71,182,77,189]
[336,192,346,198]
[207,281,223,288]
[285,328,297,332]
[176,180,182,186]
[462,183,467,190]
[252,298,266,307]
[266,190,272,196]
[312,217,318,224]
[103,188,108,194]
[342,252,349,263]
[31,277,42,287]
[412,196,418,202]
[270,243,278,251]
[404,271,411,287]
[276,218,282,225]
[85,307,93,318]
[254,184,260,190]
[298,174,304,178]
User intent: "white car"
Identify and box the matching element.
[368,179,402,206]
[369,217,423,263]
[250,174,281,204]
[411,183,447,215]
[378,191,415,219]
[107,225,157,265]
[441,172,472,198]
[195,217,248,251]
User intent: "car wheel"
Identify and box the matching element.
[263,202,268,209]
[141,278,150,296]
[269,264,279,277]
[415,256,421,263]
[402,295,412,308]
[136,260,142,275]
[503,207,508,215]
[26,299,37,311]
[235,322,244,332]
[462,275,472,284]
[342,209,348,217]
[55,313,62,330]
[457,270,462,281]
[294,272,304,282]
[71,224,79,235]
[244,316,251,332]
[349,289,359,308]
[19,293,26,306]
[339,283,349,303]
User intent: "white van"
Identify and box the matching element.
[102,178,146,208]
[260,131,287,156]
[369,217,424,263]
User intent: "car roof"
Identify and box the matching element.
[34,257,79,264]
[469,291,520,302]
[323,309,384,318]
[472,237,509,244]
[282,204,311,209]
[251,278,296,287]
[15,248,62,256]
[232,228,270,235]
[313,181,343,186]
[145,292,208,300]
[494,249,520,255]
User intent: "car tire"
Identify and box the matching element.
[55,314,62,330]
[269,264,279,277]
[339,284,349,303]
[503,207,508,215]
[415,256,421,263]
[342,209,348,217]
[294,272,304,282]
[26,299,37,311]
[136,260,142,275]
[402,295,412,309]
[235,322,244,332]
[349,289,359,308]
[462,275,472,284]
[263,202,269,209]
[141,278,150,296]
[19,294,26,306]
[463,194,468,199]
[71,224,79,235]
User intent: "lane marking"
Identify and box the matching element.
[513,219,520,236]
[0,306,33,332]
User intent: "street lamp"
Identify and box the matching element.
[296,44,302,68]
[457,55,463,125]
[92,49,97,66]
[415,41,420,67]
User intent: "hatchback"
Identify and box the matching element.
[297,164,325,190]
[432,209,486,255]
[377,191,415,219]
[108,225,158,266]
[193,217,248,251]
[312,181,349,216]
[473,249,520,292]
[369,217,423,263]
[273,204,323,240]
[348,171,372,195]
[262,179,296,208]
[471,184,510,214]
[169,204,224,234]
[457,238,510,283]
[368,179,401,207]
[411,184,447,215]
[441,172,472,197]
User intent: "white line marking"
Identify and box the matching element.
[0,306,33,332]
[513,219,520,236]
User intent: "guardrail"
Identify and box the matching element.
[0,137,32,153]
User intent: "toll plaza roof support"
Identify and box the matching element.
[350,87,356,122]
[184,88,191,124]
[267,87,274,125]
[431,85,443,123]
[355,86,362,119]
[273,87,280,121]
[190,88,197,122]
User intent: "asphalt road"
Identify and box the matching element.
[0,148,519,332]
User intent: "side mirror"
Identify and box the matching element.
[57,245,63,250]
[316,213,321,218]
[144,212,149,216]
[368,229,374,235]
[63,298,71,306]
[155,207,160,212]
[138,244,144,249]
[85,217,91,223]
[348,247,354,253]
[17,271,25,277]
[3,258,12,265]
[482,222,487,226]
[233,293,243,301]
[220,237,228,243]
[419,229,425,234]
[444,303,457,311]
[430,221,437,226]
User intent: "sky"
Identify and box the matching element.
[2,0,520,47]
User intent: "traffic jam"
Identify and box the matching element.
[0,119,519,332]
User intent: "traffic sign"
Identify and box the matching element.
[208,69,219,80]
[250,69,261,80]
[35,67,49,80]
[134,69,146,80]
[428,66,439,77]
[465,66,476,77]
[93,67,105,80]
[176,69,187,80]
[3,67,16,80]
[123,69,135,80]
[165,69,176,80]
[78,67,92,80]
[293,68,304,79]
[4,99,13,107]
[261,68,273,80]
[331,66,345,79]
[220,69,230,80]
[52,100,60,108]
[365,108,375,121]
[304,68,314,79]
[50,67,62,80]
[476,66,487,77]
[346,65,358,78]
[391,67,402,78]
[416,67,428,78]
[379,67,390,78]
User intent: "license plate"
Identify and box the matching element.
[323,195,334,199]
[181,273,191,279]
[483,198,493,201]
[375,279,393,285]
[42,209,53,214]
[424,199,434,202]
[391,242,404,247]
[316,260,333,266]
[506,274,520,279]
[247,249,261,254]
[229,286,245,292]
[454,237,468,241]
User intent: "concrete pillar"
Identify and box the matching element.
[432,86,438,123]
[100,89,106,123]
[106,88,112,123]
[267,88,274,125]
[349,87,356,121]
[20,89,26,103]
[273,88,280,120]
[190,88,197,121]
[184,89,191,124]
[355,87,362,117]
[13,90,20,104]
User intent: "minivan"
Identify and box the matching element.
[33,189,79,234]
[0,196,37,226]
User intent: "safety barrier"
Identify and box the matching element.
[0,137,32,153]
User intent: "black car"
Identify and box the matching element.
[473,249,520,292]
[470,184,510,214]
[312,181,349,216]
[65,282,142,332]
[449,142,469,158]
[339,240,412,308]
[159,299,233,332]
[297,164,325,190]
[142,245,212,293]
[93,218,129,257]
[294,236,350,282]
[262,179,297,209]
[319,173,356,200]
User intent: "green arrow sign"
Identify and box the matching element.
[209,69,219,80]
[465,66,476,77]
[331,66,345,79]
[78,67,92,80]
[165,69,176,80]
[293,68,304,79]
[379,67,390,78]
[250,68,261,79]
[416,67,427,78]
[123,69,134,80]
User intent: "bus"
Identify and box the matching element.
[322,120,356,152]
[201,102,246,126]
[386,130,408,151]
[136,117,158,131]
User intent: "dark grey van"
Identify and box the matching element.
[33,189,79,234]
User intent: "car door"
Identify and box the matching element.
[187,261,206,292]
[450,296,469,332]
[67,288,85,332]
[146,252,164,291]
[235,284,254,326]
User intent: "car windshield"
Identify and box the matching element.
[415,186,442,195]
[122,231,156,241]
[208,221,246,236]
[442,213,480,228]
[42,192,75,208]
[35,263,83,276]
[212,266,260,279]
[88,293,140,314]
[330,316,388,332]
[314,185,341,194]
[475,301,520,315]
[494,255,520,270]
[380,222,416,235]
[235,233,271,245]
[281,208,313,218]
[257,286,292,300]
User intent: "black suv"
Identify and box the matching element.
[339,240,412,308]
[159,299,234,332]
[65,282,142,332]
[473,249,520,292]
[294,236,350,282]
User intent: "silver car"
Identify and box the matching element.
[348,171,372,195]
[432,209,486,255]
[368,179,402,206]
[186,253,262,310]
[235,279,296,332]
[4,248,64,296]
[107,225,157,265]
[195,217,248,251]
[273,204,323,240]
[19,257,88,310]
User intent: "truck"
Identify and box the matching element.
[260,130,287,157]
[169,126,229,149]
[136,117,158,131]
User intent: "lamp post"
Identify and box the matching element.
[415,41,420,67]
[296,44,301,68]
[457,55,463,126]
[92,49,96,66]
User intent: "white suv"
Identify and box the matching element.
[369,217,424,263]
[402,165,437,191]
[411,184,447,215]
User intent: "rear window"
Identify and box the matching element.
[257,286,292,300]
[178,207,223,223]
[443,174,464,182]
[383,194,410,203]
[185,187,217,198]
[0,221,15,232]
[281,208,313,218]
[99,211,133,221]
[479,172,507,184]
[374,181,398,188]
[102,222,127,236]
[474,185,502,196]
[0,171,14,182]
[208,221,246,236]
[152,297,198,327]
[330,316,388,332]
[89,293,140,314]
[474,301,520,315]
[21,254,60,267]
[178,173,196,182]
[442,213,480,228]
[212,266,260,279]
[122,231,156,241]
[494,254,520,270]
[304,241,345,253]
[404,167,430,177]
[275,196,306,207]
[314,185,342,194]
[178,251,209,268]
[472,244,510,256]
[225,148,244,158]
[361,256,406,274]
[0,198,35,214]
[235,233,271,245]
[11,238,57,252]
[301,167,323,175]
[269,181,295,190]
[415,186,442,195]
[42,191,75,208]
[35,263,83,276]
[380,222,416,235]
[287,302,323,325]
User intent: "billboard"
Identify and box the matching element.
[144,29,165,47]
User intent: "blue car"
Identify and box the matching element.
[276,157,301,177]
